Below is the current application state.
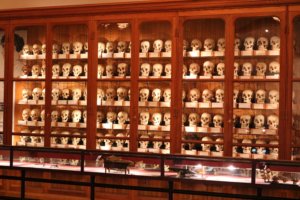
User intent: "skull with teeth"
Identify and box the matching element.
[164,112,171,126]
[163,88,171,102]
[257,37,269,51]
[62,42,71,54]
[201,112,211,128]
[203,61,215,76]
[105,64,115,77]
[242,62,253,76]
[254,114,265,129]
[268,90,279,104]
[153,63,163,77]
[201,136,213,152]
[189,63,200,76]
[267,115,279,130]
[52,43,60,54]
[141,41,150,53]
[242,89,253,103]
[190,39,202,51]
[62,89,71,100]
[268,61,280,74]
[153,39,163,53]
[139,88,149,102]
[140,63,151,77]
[140,112,150,125]
[30,109,40,121]
[152,88,161,102]
[32,87,42,101]
[240,115,251,129]
[216,63,225,76]
[117,111,129,124]
[72,110,82,123]
[164,64,171,77]
[234,38,241,51]
[97,64,105,78]
[22,44,32,55]
[117,41,127,53]
[270,36,280,50]
[202,89,213,103]
[215,89,224,103]
[234,62,239,76]
[52,64,60,77]
[164,40,172,52]
[217,38,225,52]
[189,88,200,102]
[72,88,82,101]
[51,110,60,122]
[106,112,117,123]
[244,37,255,51]
[188,113,199,127]
[203,38,215,51]
[98,42,105,53]
[117,63,128,77]
[32,44,41,55]
[62,63,72,77]
[255,89,266,104]
[152,113,162,126]
[116,87,128,101]
[97,111,104,123]
[22,108,31,121]
[213,114,223,128]
[51,88,61,101]
[31,64,41,77]
[256,62,267,76]
[97,88,105,101]
[106,88,116,101]
[61,110,70,122]
[22,89,32,100]
[73,65,83,77]
[233,89,239,103]
[106,41,115,53]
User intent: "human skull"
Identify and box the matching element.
[268,90,279,104]
[240,115,251,129]
[203,38,215,51]
[22,65,31,76]
[163,112,171,126]
[256,62,267,76]
[61,110,70,122]
[152,88,161,102]
[234,62,239,76]
[116,87,127,101]
[31,65,40,77]
[153,63,163,77]
[32,44,41,55]
[117,111,128,124]
[188,113,199,127]
[183,40,189,51]
[244,37,255,50]
[41,63,46,77]
[270,36,280,50]
[267,115,279,130]
[269,61,280,74]
[234,38,241,51]
[51,110,59,122]
[163,88,171,102]
[51,88,61,101]
[201,113,211,128]
[41,44,46,54]
[62,89,71,100]
[191,39,202,51]
[182,64,187,76]
[255,89,266,104]
[22,108,31,121]
[72,110,82,123]
[62,63,72,77]
[152,113,162,126]
[106,41,115,53]
[117,41,127,53]
[242,139,252,154]
[97,64,105,78]
[105,64,114,77]
[97,88,105,101]
[139,88,150,102]
[202,89,213,103]
[141,41,150,53]
[72,88,82,101]
[52,43,59,54]
[30,109,40,121]
[254,114,265,128]
[107,112,117,123]
[201,136,213,152]
[62,42,71,54]
[84,42,88,52]
[242,62,253,76]
[164,40,172,52]
[98,42,105,53]
[217,38,225,51]
[233,89,239,103]
[117,63,128,77]
[106,88,116,101]
[242,90,253,103]
[153,39,163,53]
[215,89,224,103]
[203,61,215,76]
[215,138,224,152]
[52,64,60,77]
[22,89,32,100]
[189,88,200,102]
[140,112,150,125]
[257,37,268,51]
[73,65,83,77]
[97,111,104,123]
[216,63,225,76]
[213,115,223,128]
[22,44,31,55]
[189,63,200,76]
[32,87,42,100]
[140,63,151,77]
[165,64,171,77]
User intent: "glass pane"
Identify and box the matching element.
[293,16,300,78]
[50,24,88,149]
[0,29,4,77]
[138,21,172,154]
[233,17,280,160]
[181,19,225,157]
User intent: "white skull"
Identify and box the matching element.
[117,111,128,124]
[52,43,59,54]
[182,64,187,76]
[22,44,31,55]
[189,63,200,76]
[153,63,163,77]
[31,64,40,77]
[98,42,105,53]
[164,64,171,77]
[139,88,150,102]
[72,110,82,123]
[191,39,202,51]
[215,89,224,103]
[257,37,268,51]
[203,38,215,51]
[164,40,172,52]
[73,65,83,77]
[201,112,211,128]
[268,90,279,104]
[140,112,150,125]
[41,63,46,77]
[62,42,71,54]
[30,109,40,121]
[117,41,127,53]
[116,87,128,101]
[256,62,267,76]
[254,114,265,128]
[32,44,41,55]
[97,64,105,78]
[242,90,253,103]
[234,38,241,51]
[183,40,189,51]
[84,42,88,52]
[182,113,187,125]
[141,41,150,53]
[268,61,280,74]
[61,110,70,122]
[107,112,117,123]
[240,115,251,128]
[270,36,280,50]
[97,111,104,123]
[202,89,213,103]
[234,62,239,76]
[52,64,60,77]
[216,63,225,76]
[106,88,116,101]
[163,88,171,102]
[73,88,82,101]
[97,89,105,101]
[152,88,161,102]
[41,44,46,54]
[106,41,115,53]
[217,38,225,51]
[242,62,253,76]
[51,110,59,122]
[255,89,266,104]
[62,89,71,100]
[83,110,87,123]
[153,39,163,53]
[244,37,255,51]
[117,63,128,77]
[201,136,213,152]
[242,139,252,154]
[32,88,42,100]
[62,63,72,77]
[22,89,32,100]
[215,138,224,152]
[203,61,215,76]
[152,113,162,126]
[267,115,279,130]
[164,112,171,126]
[188,113,199,127]
[105,64,114,77]
[233,89,239,103]
[213,115,223,128]
[22,108,31,121]
[51,88,61,101]
[140,63,151,77]
[189,88,200,102]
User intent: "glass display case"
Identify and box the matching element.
[96,22,131,151]
[0,29,4,145]
[180,19,225,157]
[232,17,280,160]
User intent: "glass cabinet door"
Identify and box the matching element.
[96,22,131,151]
[50,24,88,149]
[138,21,172,154]
[233,17,280,160]
[181,19,225,157]
[0,29,4,145]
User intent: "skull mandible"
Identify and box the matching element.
[32,87,42,101]
[213,115,223,128]
[201,112,211,128]
[163,88,171,102]
[255,89,266,104]
[270,36,280,50]
[72,110,82,123]
[268,90,279,104]
[189,88,200,102]
[117,111,129,124]
[140,112,150,125]
[62,42,71,54]
[217,38,225,51]
[117,63,128,77]
[152,113,162,126]
[203,38,215,51]
[153,39,163,53]
[203,61,215,76]
[117,41,127,53]
[73,65,83,77]
[240,115,251,129]
[257,37,269,51]
[52,64,60,77]
[62,63,72,77]
[139,88,150,102]
[191,39,202,51]
[141,41,150,53]
[244,37,255,51]
[242,62,253,76]
[153,63,163,77]
[189,63,200,76]
[31,64,41,77]
[254,114,265,128]
[152,88,162,102]
[188,113,199,127]
[215,89,224,103]
[202,89,213,103]
[164,40,172,52]
[256,62,267,76]
[267,115,279,130]
[51,88,61,101]
[116,87,128,101]
[216,63,225,76]
[242,89,253,103]
[140,63,151,77]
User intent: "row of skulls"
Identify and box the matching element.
[52,88,86,101]
[98,41,130,53]
[98,63,129,78]
[22,108,45,122]
[235,114,279,130]
[184,113,223,128]
[234,89,279,104]
[184,62,225,77]
[235,36,280,51]
[234,61,280,76]
[52,63,87,77]
[96,111,129,124]
[140,40,171,53]
[22,63,46,77]
[20,136,44,144]
[52,137,86,146]
[139,112,171,126]
[185,38,225,52]
[140,63,171,77]
[50,109,86,123]
[235,139,278,155]
[97,87,129,101]
[185,88,224,103]
[139,88,171,102]
[139,135,170,149]
[182,137,224,152]
[98,138,129,149]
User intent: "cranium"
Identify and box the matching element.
[189,88,200,102]
[188,113,199,127]
[73,65,83,77]
[117,41,127,53]
[41,44,46,54]
[22,108,31,121]
[106,112,117,123]
[116,87,128,101]
[203,38,215,51]
[270,36,280,50]
[62,42,71,54]
[51,110,60,122]
[216,63,225,76]
[105,64,114,77]
[106,41,115,53]
[72,110,82,123]
[164,64,171,77]
[97,88,105,101]
[41,63,46,77]
[189,63,200,76]
[242,62,253,76]
[234,62,239,76]
[52,43,60,54]
[257,37,268,51]
[191,39,202,51]
[51,88,61,101]
[201,112,211,128]
[233,89,239,103]
[97,64,105,78]
[217,38,225,51]
[32,87,42,100]
[117,111,128,124]
[254,114,265,128]
[256,62,267,76]
[163,88,171,102]
[22,65,31,76]
[164,40,172,52]
[22,89,32,100]
[203,61,215,76]
[267,115,279,130]
[106,88,116,101]
[152,88,161,102]
[72,88,82,101]
[242,89,253,103]
[268,90,279,104]
[22,44,32,55]
[139,88,149,102]
[234,38,241,51]
[240,115,251,129]
[62,89,71,100]
[202,89,213,102]
[201,136,213,152]
[215,138,224,152]
[164,112,171,126]
[140,112,150,125]
[183,40,189,51]
[32,44,41,55]
[61,110,70,122]
[153,39,163,53]
[97,111,104,123]
[244,37,255,50]
[30,109,40,121]
[31,64,40,77]
[141,41,150,53]
[215,89,224,103]
[140,63,151,77]
[62,63,72,77]
[117,63,128,77]
[152,112,162,126]
[268,61,280,74]
[98,42,105,53]
[152,63,163,77]
[213,114,223,128]
[255,89,266,104]
[52,64,60,77]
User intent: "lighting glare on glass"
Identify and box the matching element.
[227,165,236,171]
[265,29,269,33]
